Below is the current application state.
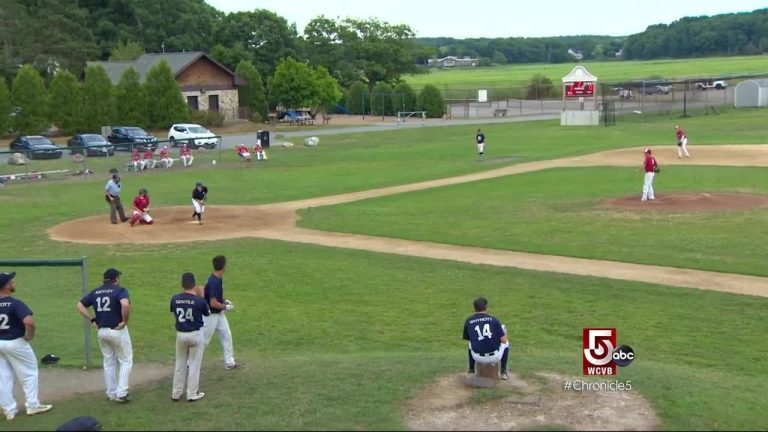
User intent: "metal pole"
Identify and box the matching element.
[81,256,92,367]
[362,91,365,120]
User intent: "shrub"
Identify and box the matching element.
[346,81,367,115]
[206,110,225,127]
[526,73,555,99]
[417,84,445,118]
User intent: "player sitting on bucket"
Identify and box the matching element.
[236,144,251,161]
[129,188,153,226]
[253,140,267,161]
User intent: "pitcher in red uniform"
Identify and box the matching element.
[641,148,658,202]
[675,125,690,158]
[129,188,153,226]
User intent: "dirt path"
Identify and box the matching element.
[48,145,768,298]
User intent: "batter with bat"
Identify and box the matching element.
[192,182,208,225]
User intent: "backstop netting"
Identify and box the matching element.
[0,258,94,367]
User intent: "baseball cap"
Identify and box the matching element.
[0,271,16,287]
[103,268,121,280]
[644,148,652,154]
[181,272,196,288]
[195,181,202,186]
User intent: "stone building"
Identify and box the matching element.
[89,52,244,120]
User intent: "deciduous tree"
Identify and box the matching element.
[116,67,148,127]
[81,64,116,132]
[143,60,188,128]
[268,57,318,110]
[235,60,268,121]
[11,65,49,134]
[48,70,82,134]
[417,84,444,118]
[0,77,11,134]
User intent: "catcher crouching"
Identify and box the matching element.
[129,188,153,226]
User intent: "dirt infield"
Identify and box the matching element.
[606,192,768,212]
[47,145,768,298]
[403,372,658,431]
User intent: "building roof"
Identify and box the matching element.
[88,52,243,85]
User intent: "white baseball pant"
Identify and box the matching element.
[161,157,173,168]
[97,327,133,399]
[677,138,690,157]
[0,338,42,414]
[192,200,205,214]
[172,330,204,399]
[256,151,266,161]
[476,143,485,154]
[181,155,194,167]
[469,341,510,365]
[141,159,156,170]
[131,161,141,171]
[239,152,251,160]
[132,210,153,224]
[642,172,656,201]
[203,313,235,367]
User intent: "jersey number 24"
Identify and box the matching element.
[473,323,493,340]
[175,308,194,323]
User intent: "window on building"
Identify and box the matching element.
[187,96,199,111]
[208,95,219,112]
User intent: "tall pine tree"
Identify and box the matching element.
[81,65,116,131]
[143,60,188,128]
[116,67,148,127]
[0,77,11,135]
[11,65,49,134]
[235,60,268,122]
[48,70,82,135]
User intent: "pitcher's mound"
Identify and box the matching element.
[606,193,768,212]
[403,372,658,431]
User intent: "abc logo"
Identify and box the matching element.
[612,345,635,367]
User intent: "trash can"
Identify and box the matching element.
[258,130,270,148]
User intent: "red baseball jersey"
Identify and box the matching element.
[236,144,248,154]
[644,155,657,173]
[160,148,169,158]
[254,144,263,152]
[676,129,686,140]
[143,150,153,159]
[132,151,140,161]
[180,147,191,156]
[133,195,150,211]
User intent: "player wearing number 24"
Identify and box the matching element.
[76,268,133,403]
[170,272,210,402]
[462,297,510,380]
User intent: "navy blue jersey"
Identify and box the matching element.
[463,312,504,354]
[192,186,208,201]
[476,132,485,144]
[204,274,224,314]
[80,284,130,329]
[170,293,210,332]
[0,297,32,340]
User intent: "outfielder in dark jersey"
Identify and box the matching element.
[475,129,486,161]
[170,272,210,401]
[462,297,510,380]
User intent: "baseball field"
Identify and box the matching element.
[405,54,768,89]
[2,108,768,430]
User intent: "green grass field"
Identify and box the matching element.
[405,55,768,89]
[3,108,768,430]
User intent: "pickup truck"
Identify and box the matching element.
[696,80,727,90]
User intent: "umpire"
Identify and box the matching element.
[104,174,128,224]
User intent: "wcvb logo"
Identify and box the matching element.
[582,328,634,375]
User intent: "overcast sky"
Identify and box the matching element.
[205,0,766,38]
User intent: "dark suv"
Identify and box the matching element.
[107,126,158,151]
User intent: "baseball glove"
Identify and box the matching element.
[654,166,661,173]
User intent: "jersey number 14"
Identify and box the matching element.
[474,323,493,340]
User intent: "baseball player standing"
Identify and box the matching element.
[675,125,691,158]
[475,129,485,161]
[203,256,241,370]
[641,148,658,202]
[75,268,133,403]
[462,297,510,380]
[128,188,153,226]
[0,272,54,420]
[192,182,207,225]
[170,273,210,402]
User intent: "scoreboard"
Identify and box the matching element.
[565,81,595,97]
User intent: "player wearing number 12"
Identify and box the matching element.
[170,272,210,402]
[462,297,510,380]
[76,268,133,403]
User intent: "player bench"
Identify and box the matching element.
[493,109,508,117]
[0,169,71,182]
[125,159,176,172]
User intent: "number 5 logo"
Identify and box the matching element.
[583,328,616,366]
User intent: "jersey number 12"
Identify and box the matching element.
[473,323,493,340]
[95,297,111,312]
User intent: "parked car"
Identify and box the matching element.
[696,80,728,90]
[67,134,114,156]
[9,135,64,160]
[107,126,158,151]
[644,84,671,95]
[167,124,219,149]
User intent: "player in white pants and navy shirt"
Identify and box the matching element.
[170,272,210,402]
[0,272,53,420]
[462,297,510,380]
[203,255,241,370]
[76,268,133,403]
